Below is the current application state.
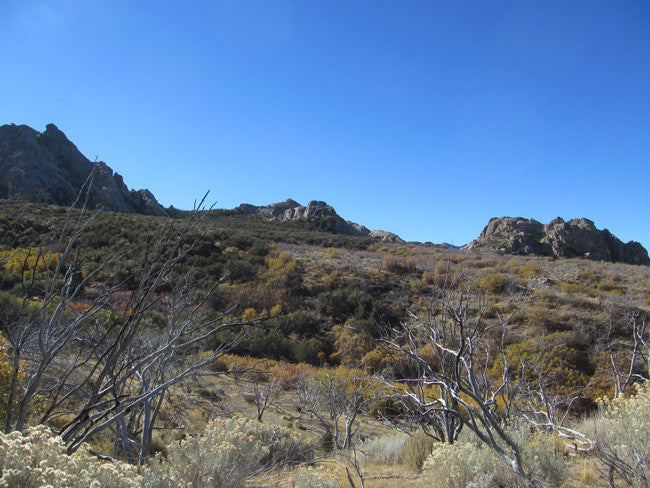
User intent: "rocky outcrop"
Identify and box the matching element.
[235,199,404,242]
[464,216,649,265]
[236,199,301,219]
[0,123,167,216]
[369,230,403,242]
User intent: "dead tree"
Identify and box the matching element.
[608,311,649,399]
[249,370,284,423]
[298,367,377,450]
[383,286,538,488]
[0,194,249,463]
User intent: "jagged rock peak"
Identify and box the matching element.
[234,199,403,242]
[465,216,649,265]
[0,123,167,216]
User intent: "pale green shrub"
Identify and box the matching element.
[422,440,505,488]
[359,433,408,465]
[146,417,311,488]
[420,426,569,488]
[581,385,650,488]
[0,425,141,488]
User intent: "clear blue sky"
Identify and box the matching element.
[2,1,649,248]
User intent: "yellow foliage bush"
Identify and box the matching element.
[478,273,508,294]
[517,262,542,279]
[1,247,60,282]
[242,308,257,321]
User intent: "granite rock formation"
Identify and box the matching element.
[464,216,649,265]
[235,199,404,242]
[0,123,167,216]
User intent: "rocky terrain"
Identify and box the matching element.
[235,199,404,242]
[0,123,167,216]
[465,216,649,265]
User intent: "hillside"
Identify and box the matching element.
[0,198,649,487]
[4,123,647,260]
[0,200,647,372]
[236,199,404,241]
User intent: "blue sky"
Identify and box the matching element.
[2,1,649,248]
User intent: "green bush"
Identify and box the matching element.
[316,288,377,323]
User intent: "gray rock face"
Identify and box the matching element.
[235,199,403,241]
[369,230,403,242]
[465,216,649,265]
[0,123,167,216]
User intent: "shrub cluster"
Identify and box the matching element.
[581,385,650,488]
[0,418,312,488]
[420,427,569,488]
[147,417,312,488]
[0,425,141,488]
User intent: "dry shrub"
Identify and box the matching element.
[597,279,624,294]
[525,303,565,332]
[423,261,461,289]
[322,247,341,259]
[558,282,598,297]
[471,256,499,269]
[398,430,435,470]
[291,466,339,488]
[382,255,416,275]
[577,267,606,286]
[580,385,650,488]
[359,433,408,465]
